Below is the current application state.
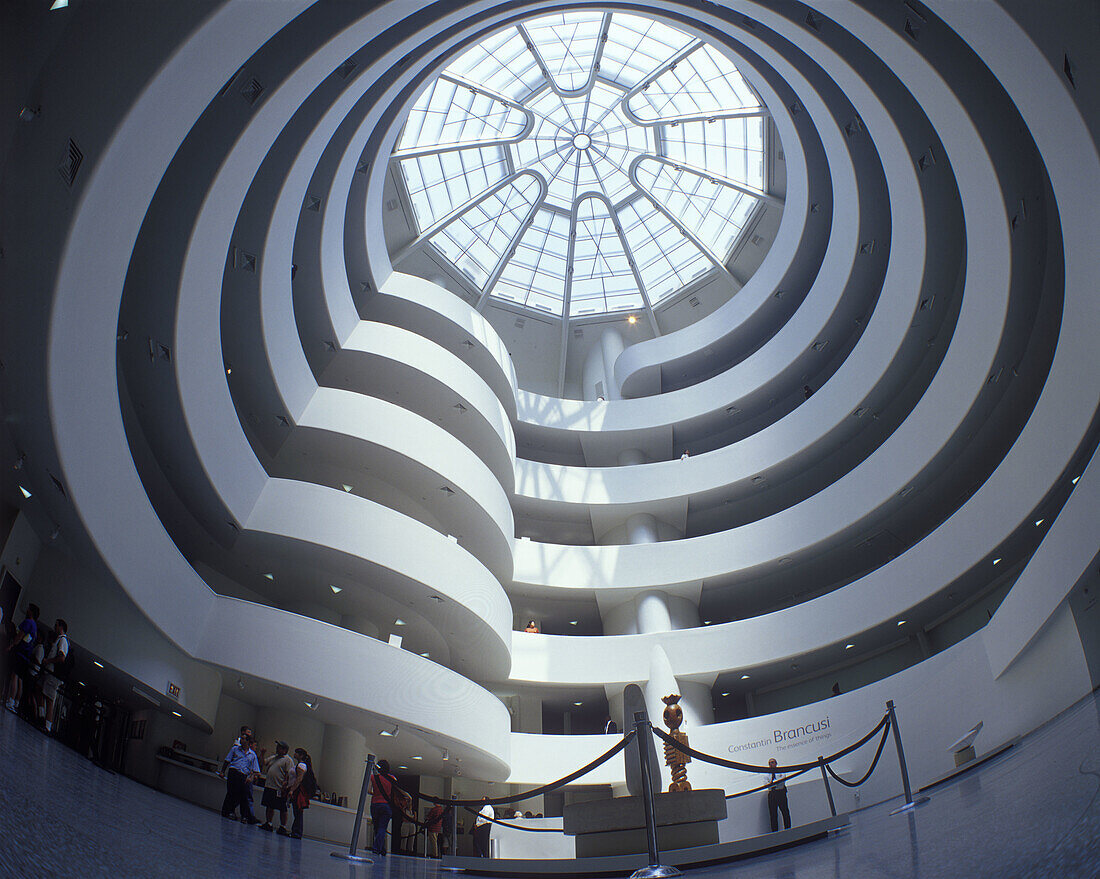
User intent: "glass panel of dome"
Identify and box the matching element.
[626,43,762,124]
[634,158,758,258]
[663,116,766,191]
[430,175,543,288]
[569,197,646,316]
[492,210,569,311]
[396,75,529,153]
[522,12,604,93]
[443,27,542,101]
[617,197,712,304]
[400,147,507,227]
[600,14,696,87]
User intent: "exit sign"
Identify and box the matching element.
[166,682,180,699]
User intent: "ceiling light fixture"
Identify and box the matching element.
[897,620,906,626]
[720,692,730,697]
[573,701,583,706]
[381,724,399,737]
[627,315,637,324]
[992,558,1001,566]
[412,755,423,760]
[93,660,104,669]
[330,585,342,594]
[1034,518,1044,526]
[172,711,182,718]
[18,486,31,499]
[740,674,750,680]
[1071,475,1080,485]
[262,572,274,580]
[845,643,854,650]
[395,618,406,626]
[569,620,579,626]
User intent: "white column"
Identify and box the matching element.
[320,723,369,805]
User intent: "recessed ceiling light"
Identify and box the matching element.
[420,652,430,659]
[50,0,69,9]
[225,367,232,375]
[1034,518,1044,526]
[569,620,579,626]
[1071,475,1080,485]
[172,711,182,717]
[720,692,730,697]
[992,558,1001,566]
[342,484,353,492]
[93,661,104,669]
[395,618,406,626]
[398,765,408,770]
[740,674,750,680]
[627,315,637,324]
[18,486,31,499]
[702,620,712,625]
[411,755,423,760]
[897,620,906,626]
[330,585,342,594]
[263,572,274,580]
[304,701,318,710]
[845,643,854,650]
[573,701,583,706]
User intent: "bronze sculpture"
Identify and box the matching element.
[661,693,692,792]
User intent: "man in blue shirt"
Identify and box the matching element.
[220,730,261,823]
[5,603,39,714]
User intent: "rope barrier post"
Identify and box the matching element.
[818,756,837,817]
[331,753,375,863]
[629,712,681,879]
[886,701,930,815]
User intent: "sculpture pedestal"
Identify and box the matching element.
[563,790,727,858]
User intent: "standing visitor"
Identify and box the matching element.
[220,730,260,824]
[473,797,494,857]
[370,759,410,856]
[5,603,39,714]
[260,741,295,834]
[37,619,69,732]
[767,757,791,832]
[286,747,317,839]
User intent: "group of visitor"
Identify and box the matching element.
[219,724,316,840]
[3,602,71,733]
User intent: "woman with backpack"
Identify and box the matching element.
[369,759,411,856]
[286,747,317,840]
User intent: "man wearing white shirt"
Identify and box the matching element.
[473,797,494,857]
[767,757,791,831]
[37,619,69,732]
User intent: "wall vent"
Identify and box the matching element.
[241,78,264,106]
[689,295,700,307]
[386,198,399,211]
[515,318,526,329]
[1064,54,1076,89]
[58,139,82,187]
[573,327,583,338]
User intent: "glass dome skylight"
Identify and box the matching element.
[392,11,770,321]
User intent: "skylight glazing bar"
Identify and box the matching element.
[617,40,704,124]
[557,202,582,395]
[627,156,739,282]
[392,169,541,263]
[474,183,549,311]
[642,153,782,205]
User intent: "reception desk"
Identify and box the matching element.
[155,755,371,846]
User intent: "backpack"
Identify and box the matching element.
[54,637,76,680]
[302,765,318,798]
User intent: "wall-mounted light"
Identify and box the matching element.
[845,643,854,650]
[740,674,750,680]
[330,585,342,594]
[18,486,32,499]
[381,724,399,737]
[627,315,637,325]
[262,572,274,580]
[992,558,1001,566]
[1034,518,1044,527]
[172,711,182,718]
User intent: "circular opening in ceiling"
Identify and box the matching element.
[390,10,777,322]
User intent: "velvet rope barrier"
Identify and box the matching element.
[416,730,636,807]
[652,712,891,774]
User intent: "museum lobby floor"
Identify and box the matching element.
[2,692,1098,879]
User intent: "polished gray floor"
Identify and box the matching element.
[2,692,1099,879]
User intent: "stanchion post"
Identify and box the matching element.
[818,756,837,817]
[886,700,930,815]
[331,753,376,863]
[629,712,681,879]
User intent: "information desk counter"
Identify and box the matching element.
[155,755,370,846]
